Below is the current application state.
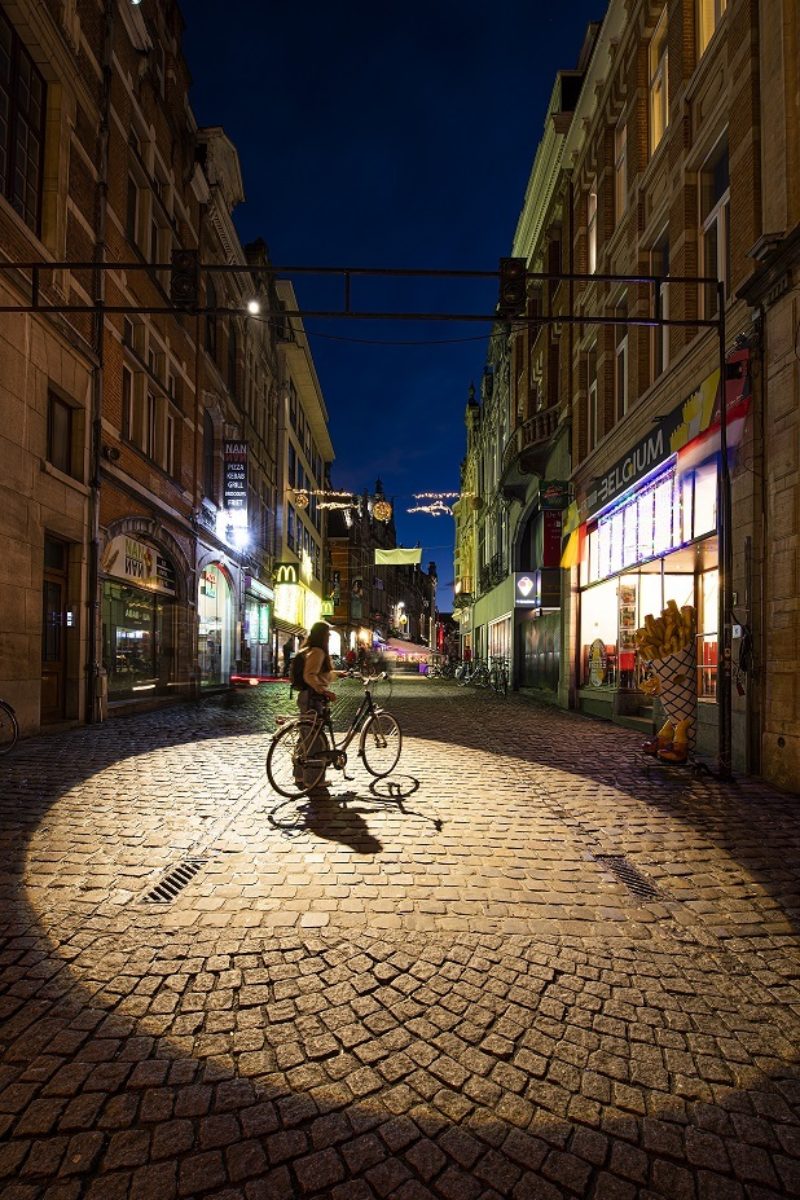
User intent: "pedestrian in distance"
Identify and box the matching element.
[345,647,357,669]
[282,637,294,678]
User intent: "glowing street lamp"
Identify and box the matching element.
[246,299,260,315]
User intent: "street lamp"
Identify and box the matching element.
[246,298,260,315]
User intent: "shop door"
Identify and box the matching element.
[41,539,67,721]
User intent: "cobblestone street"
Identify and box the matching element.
[1,678,799,1200]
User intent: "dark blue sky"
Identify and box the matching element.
[184,1,601,600]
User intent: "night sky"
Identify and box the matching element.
[183,1,601,603]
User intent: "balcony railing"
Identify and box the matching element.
[501,406,559,478]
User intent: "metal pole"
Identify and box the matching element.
[717,284,732,779]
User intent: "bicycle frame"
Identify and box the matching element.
[302,677,383,765]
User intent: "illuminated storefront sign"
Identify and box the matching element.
[274,562,299,585]
[101,535,176,595]
[223,441,247,513]
[514,573,537,608]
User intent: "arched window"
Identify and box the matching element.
[203,410,214,500]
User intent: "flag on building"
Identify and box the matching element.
[375,548,423,566]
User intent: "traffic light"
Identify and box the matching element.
[170,248,199,308]
[498,256,527,319]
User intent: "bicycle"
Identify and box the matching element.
[266,672,402,798]
[489,656,509,697]
[0,700,19,755]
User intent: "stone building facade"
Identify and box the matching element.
[0,0,330,732]
[458,0,795,787]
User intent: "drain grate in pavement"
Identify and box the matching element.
[144,858,207,904]
[593,854,659,900]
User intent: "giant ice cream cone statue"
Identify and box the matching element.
[636,602,697,762]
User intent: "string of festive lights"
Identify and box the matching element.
[412,491,461,500]
[407,501,453,517]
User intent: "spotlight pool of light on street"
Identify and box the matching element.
[247,299,260,315]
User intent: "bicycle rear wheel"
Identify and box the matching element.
[0,702,18,755]
[360,711,402,777]
[266,717,328,798]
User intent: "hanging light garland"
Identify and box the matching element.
[407,500,453,517]
[412,491,461,500]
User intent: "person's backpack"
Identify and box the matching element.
[289,649,307,692]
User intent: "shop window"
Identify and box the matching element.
[649,8,669,154]
[651,229,670,377]
[693,460,717,536]
[698,568,718,697]
[614,120,627,223]
[47,391,74,477]
[0,9,46,232]
[699,0,727,55]
[197,564,233,688]
[700,135,730,317]
[587,188,598,274]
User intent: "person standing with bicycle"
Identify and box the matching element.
[292,622,339,793]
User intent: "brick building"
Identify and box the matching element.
[458,0,795,787]
[0,0,324,731]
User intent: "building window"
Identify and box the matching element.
[122,366,134,439]
[651,230,670,376]
[587,189,598,274]
[0,8,46,231]
[47,392,73,476]
[699,0,727,55]
[287,442,296,489]
[165,410,175,477]
[614,121,627,222]
[203,409,214,499]
[615,319,628,422]
[701,135,730,317]
[145,392,157,459]
[587,347,598,453]
[126,175,139,244]
[205,276,217,357]
[287,504,295,552]
[649,8,669,154]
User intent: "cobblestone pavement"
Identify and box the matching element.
[1,678,799,1200]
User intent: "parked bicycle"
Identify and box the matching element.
[455,658,491,688]
[266,671,402,798]
[489,656,509,697]
[0,700,19,755]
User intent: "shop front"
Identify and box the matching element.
[101,534,179,699]
[198,562,235,688]
[243,575,273,677]
[571,356,750,753]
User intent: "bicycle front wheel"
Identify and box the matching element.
[266,717,328,798]
[0,702,18,755]
[360,711,402,777]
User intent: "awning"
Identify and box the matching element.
[273,617,305,638]
[385,637,432,660]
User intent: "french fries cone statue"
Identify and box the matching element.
[636,602,697,763]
